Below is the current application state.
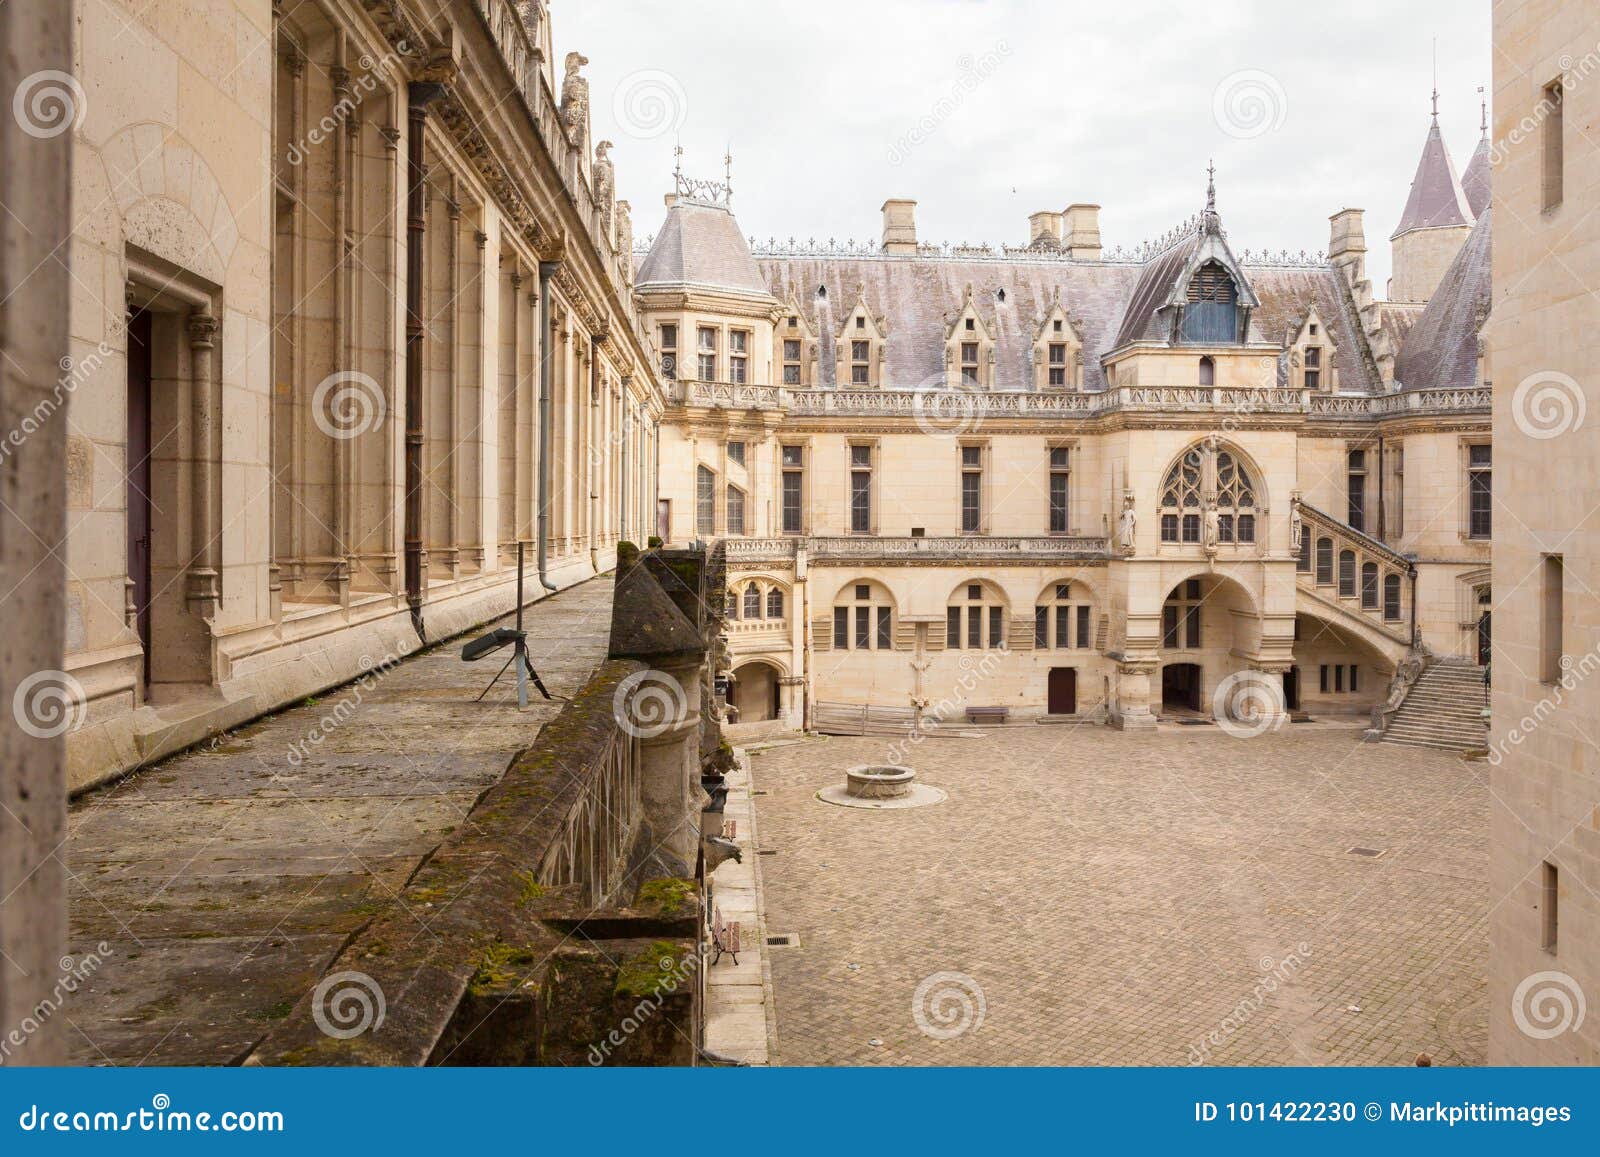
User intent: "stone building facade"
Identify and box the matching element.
[1487,0,1600,1065]
[60,0,663,791]
[643,137,1493,734]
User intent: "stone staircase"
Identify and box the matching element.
[1380,659,1489,751]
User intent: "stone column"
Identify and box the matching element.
[0,0,72,1062]
[185,312,221,620]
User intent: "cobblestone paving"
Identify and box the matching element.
[63,577,614,1065]
[749,724,1488,1066]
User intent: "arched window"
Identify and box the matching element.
[1198,355,1215,386]
[1315,537,1334,585]
[1297,531,1311,572]
[832,581,894,651]
[766,587,785,620]
[947,581,1008,650]
[1035,583,1093,650]
[1383,574,1403,621]
[1338,550,1357,598]
[743,582,762,619]
[726,591,739,620]
[1181,261,1240,343]
[1159,443,1257,544]
[1360,562,1379,610]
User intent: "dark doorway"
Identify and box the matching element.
[1161,662,1202,713]
[1047,667,1077,715]
[1477,611,1491,666]
[127,309,154,687]
[1283,666,1301,712]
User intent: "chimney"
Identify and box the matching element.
[1029,210,1063,248]
[881,199,917,254]
[1062,203,1101,260]
[1328,208,1366,281]
[663,192,679,209]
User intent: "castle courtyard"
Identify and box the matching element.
[747,725,1488,1066]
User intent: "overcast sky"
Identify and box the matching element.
[557,0,1491,291]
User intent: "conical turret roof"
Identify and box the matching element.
[1391,117,1475,239]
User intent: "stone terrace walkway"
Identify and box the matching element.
[749,724,1488,1066]
[63,577,614,1065]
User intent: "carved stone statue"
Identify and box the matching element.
[614,199,634,281]
[1203,497,1220,554]
[559,51,590,145]
[593,139,615,230]
[1118,490,1137,555]
[1289,492,1304,552]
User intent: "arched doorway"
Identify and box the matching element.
[731,662,781,723]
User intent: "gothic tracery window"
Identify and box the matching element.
[1158,443,1258,544]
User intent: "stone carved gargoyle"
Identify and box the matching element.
[703,834,742,874]
[560,51,590,144]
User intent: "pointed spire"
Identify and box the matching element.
[1462,86,1493,216]
[1202,160,1221,235]
[1392,107,1474,238]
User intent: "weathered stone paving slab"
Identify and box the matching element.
[63,577,615,1065]
[749,724,1488,1066]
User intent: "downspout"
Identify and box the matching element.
[1376,435,1386,543]
[590,334,602,569]
[619,391,629,544]
[535,260,560,590]
[403,83,443,640]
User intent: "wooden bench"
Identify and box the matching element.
[710,905,741,966]
[965,706,1010,725]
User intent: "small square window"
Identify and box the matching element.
[962,446,982,467]
[787,316,798,328]
[1053,319,1063,332]
[1056,584,1070,600]
[968,584,982,601]
[1050,447,1069,468]
[856,316,866,329]
[855,584,870,601]
[965,318,975,331]
[782,445,803,467]
[851,444,871,466]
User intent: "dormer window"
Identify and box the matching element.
[961,342,980,385]
[851,340,870,384]
[1053,319,1063,333]
[1303,346,1321,391]
[1033,291,1083,390]
[965,318,975,331]
[696,326,717,381]
[782,339,802,384]
[1181,260,1239,343]
[856,316,865,329]
[729,329,748,384]
[1048,343,1068,386]
[835,288,887,388]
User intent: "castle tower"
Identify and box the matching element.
[1389,91,1476,303]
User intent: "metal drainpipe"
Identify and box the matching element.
[1376,435,1386,542]
[590,334,601,567]
[535,260,560,591]
[403,84,441,640]
[620,391,629,544]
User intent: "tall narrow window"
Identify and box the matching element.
[1303,345,1321,391]
[659,324,678,380]
[782,338,802,385]
[726,440,745,466]
[729,330,748,384]
[1383,573,1402,621]
[946,606,961,648]
[1360,562,1378,609]
[1468,445,1492,539]
[851,339,871,385]
[877,605,893,649]
[1389,447,1405,539]
[781,445,804,534]
[833,606,849,649]
[1541,554,1564,684]
[960,341,980,386]
[1297,531,1311,572]
[726,486,745,536]
[1542,860,1559,952]
[696,465,716,536]
[742,582,761,619]
[1316,537,1333,585]
[855,605,871,649]
[1338,549,1356,598]
[1197,355,1214,386]
[1049,447,1070,534]
[1347,448,1367,532]
[696,326,717,381]
[961,445,983,533]
[1543,79,1564,211]
[850,444,872,534]
[1048,343,1068,387]
[767,587,784,620]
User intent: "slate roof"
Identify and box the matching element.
[1461,133,1491,218]
[634,198,770,296]
[1392,119,1476,238]
[1393,209,1491,390]
[753,247,1381,393]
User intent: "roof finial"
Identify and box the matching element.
[1431,39,1439,121]
[673,138,684,184]
[1478,84,1488,136]
[1206,159,1216,211]
[724,145,733,206]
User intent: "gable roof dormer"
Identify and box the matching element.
[835,284,889,387]
[1112,169,1260,348]
[943,283,996,388]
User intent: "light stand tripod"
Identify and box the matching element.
[461,543,551,708]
